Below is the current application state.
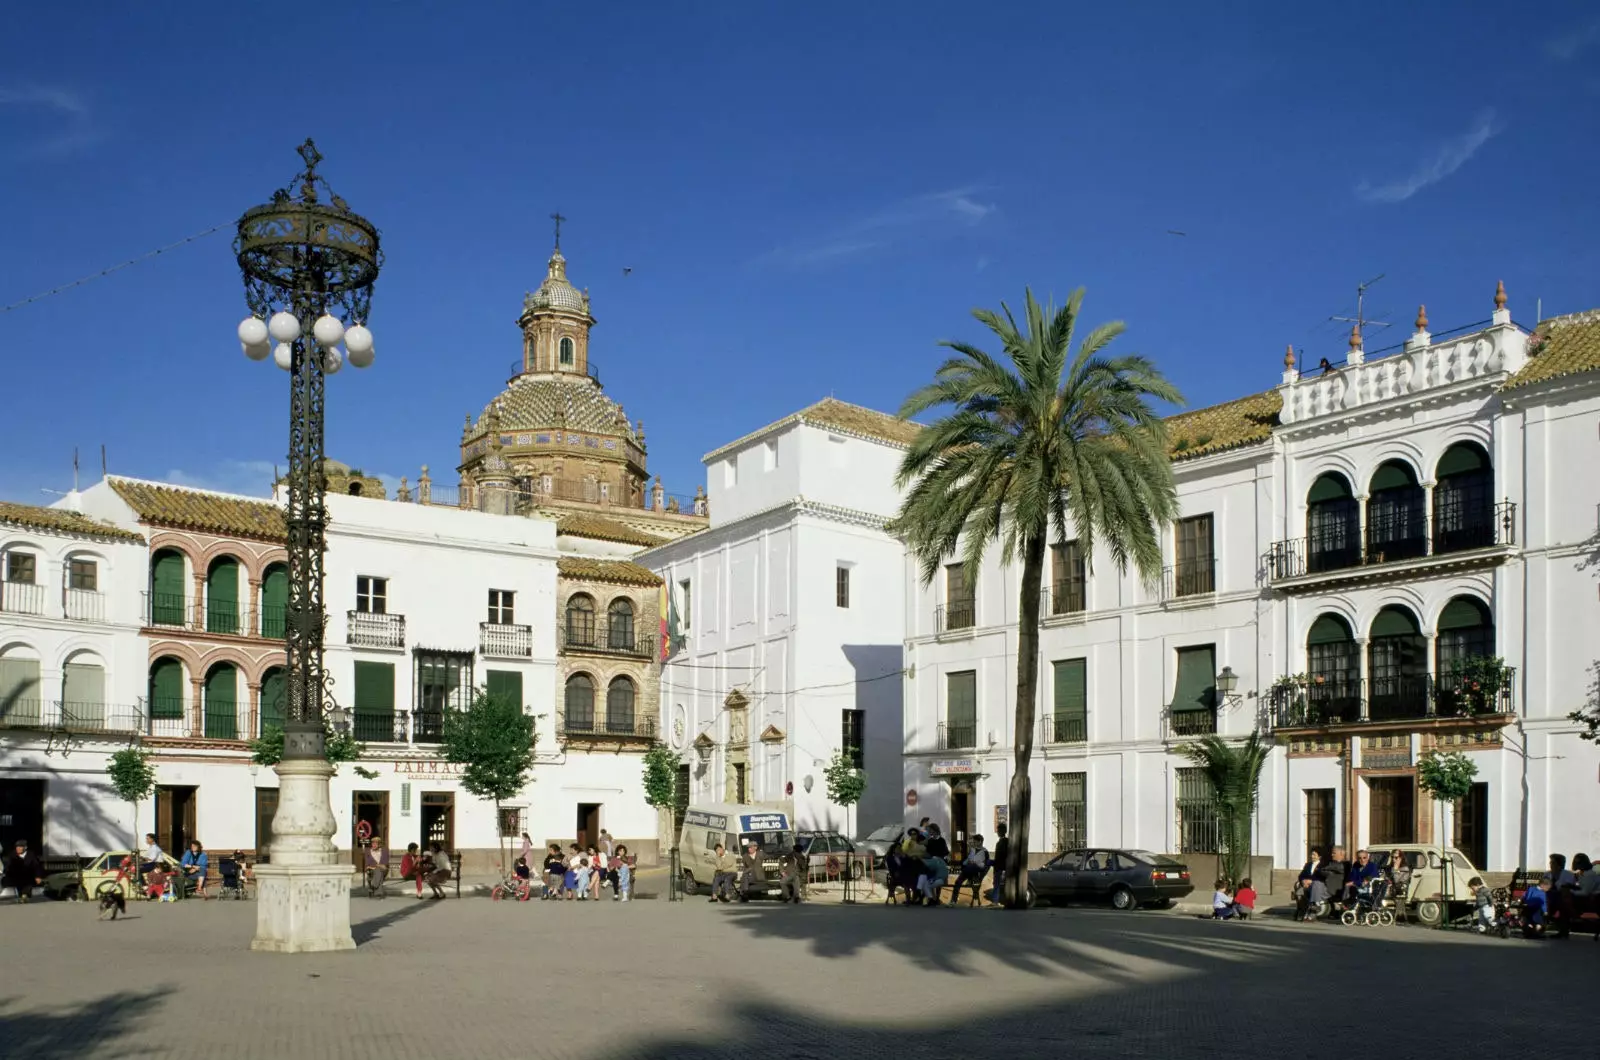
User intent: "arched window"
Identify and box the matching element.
[1434,443,1494,554]
[61,651,106,728]
[1305,614,1360,723]
[206,555,240,634]
[565,673,595,731]
[1436,596,1497,716]
[1366,462,1426,562]
[1367,605,1426,721]
[1306,472,1359,573]
[608,597,635,651]
[565,594,595,648]
[606,676,637,734]
[261,563,289,639]
[204,662,238,740]
[150,548,186,626]
[148,656,185,733]
[559,336,575,366]
[0,644,43,726]
[260,665,287,732]
[348,482,363,496]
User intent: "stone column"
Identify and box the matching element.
[248,579,262,637]
[1422,481,1436,554]
[251,754,352,953]
[192,570,207,630]
[189,676,204,737]
[247,682,261,740]
[1353,637,1370,721]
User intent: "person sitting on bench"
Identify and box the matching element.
[949,835,990,905]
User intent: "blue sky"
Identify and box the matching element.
[2,2,1597,506]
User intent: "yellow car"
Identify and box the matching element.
[43,850,194,901]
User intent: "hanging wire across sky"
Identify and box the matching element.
[0,222,232,315]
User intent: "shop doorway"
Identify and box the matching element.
[352,791,390,869]
[1367,775,1416,846]
[0,779,44,853]
[576,803,601,849]
[949,787,973,863]
[254,788,278,860]
[420,792,454,853]
[155,785,198,858]
[1453,782,1489,869]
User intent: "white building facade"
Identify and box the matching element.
[641,399,915,840]
[903,293,1600,874]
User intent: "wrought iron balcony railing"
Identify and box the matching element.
[1041,713,1087,743]
[1042,580,1086,618]
[480,621,533,658]
[1166,709,1218,737]
[352,710,409,743]
[1266,668,1515,728]
[412,708,445,743]
[0,700,145,733]
[934,603,976,633]
[1161,560,1216,601]
[347,610,406,648]
[558,622,655,658]
[558,710,658,741]
[938,721,977,749]
[1265,501,1517,583]
[0,580,45,615]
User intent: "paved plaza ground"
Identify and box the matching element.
[3,888,1595,1059]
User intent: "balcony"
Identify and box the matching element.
[1166,709,1218,737]
[558,622,655,658]
[934,603,976,634]
[412,709,445,744]
[938,721,977,750]
[1,580,45,615]
[1161,560,1216,602]
[260,604,286,640]
[0,700,145,734]
[1041,713,1087,744]
[558,709,657,744]
[1267,669,1516,730]
[352,711,409,743]
[1041,581,1085,620]
[64,588,105,622]
[348,610,406,649]
[480,621,533,658]
[1264,501,1517,589]
[141,593,278,639]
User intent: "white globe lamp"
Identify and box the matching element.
[242,341,271,361]
[273,342,293,371]
[323,347,343,374]
[312,313,345,349]
[268,311,301,343]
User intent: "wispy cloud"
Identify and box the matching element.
[1355,109,1501,204]
[0,86,98,159]
[163,459,280,498]
[975,255,991,273]
[754,186,996,267]
[1547,19,1600,61]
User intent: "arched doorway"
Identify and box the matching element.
[1306,472,1360,573]
[1306,614,1360,723]
[1435,596,1498,716]
[206,556,240,634]
[565,673,595,732]
[1434,443,1494,553]
[204,662,238,740]
[1366,462,1426,562]
[606,676,636,734]
[1367,605,1427,720]
[148,656,186,736]
[150,549,186,626]
[261,563,288,640]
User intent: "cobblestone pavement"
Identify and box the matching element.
[3,893,1594,1059]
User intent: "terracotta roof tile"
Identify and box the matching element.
[1165,390,1282,461]
[469,377,638,444]
[556,512,665,548]
[704,396,921,461]
[109,479,286,541]
[0,501,145,544]
[556,556,663,587]
[1504,310,1600,390]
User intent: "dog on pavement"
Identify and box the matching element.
[98,889,127,920]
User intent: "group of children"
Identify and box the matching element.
[519,836,633,901]
[1209,877,1258,920]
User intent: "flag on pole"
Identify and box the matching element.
[659,583,670,663]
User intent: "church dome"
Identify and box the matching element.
[523,249,589,317]
[469,375,640,446]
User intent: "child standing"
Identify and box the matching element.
[1211,878,1234,919]
[1231,877,1258,920]
[614,844,633,902]
[1468,876,1495,933]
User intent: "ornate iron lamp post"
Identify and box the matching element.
[236,139,379,953]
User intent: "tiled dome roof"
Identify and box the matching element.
[470,376,640,445]
[523,249,589,317]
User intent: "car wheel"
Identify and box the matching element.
[1415,900,1443,928]
[1110,886,1136,911]
[681,870,699,897]
[1024,883,1037,909]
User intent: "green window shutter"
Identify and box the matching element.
[1307,614,1354,646]
[946,671,976,729]
[204,664,237,739]
[0,658,42,724]
[1171,646,1216,712]
[354,662,396,714]
[1438,598,1489,631]
[151,550,185,625]
[149,658,184,718]
[260,668,286,730]
[1370,607,1420,638]
[261,565,288,639]
[63,662,105,708]
[485,669,523,708]
[1053,659,1087,720]
[1307,473,1352,504]
[1436,444,1488,478]
[206,558,239,634]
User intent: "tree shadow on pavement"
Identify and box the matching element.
[0,988,164,1060]
[351,896,437,945]
[597,918,1594,1059]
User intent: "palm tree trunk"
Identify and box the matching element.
[1002,532,1046,909]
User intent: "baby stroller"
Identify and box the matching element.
[218,855,248,900]
[1339,878,1396,926]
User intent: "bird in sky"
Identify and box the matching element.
[1166,230,1187,237]
[622,267,633,276]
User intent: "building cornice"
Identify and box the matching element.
[636,496,893,563]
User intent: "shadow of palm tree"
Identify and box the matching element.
[0,988,164,1059]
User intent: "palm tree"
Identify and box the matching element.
[892,288,1181,908]
[1175,731,1273,886]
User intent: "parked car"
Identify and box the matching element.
[1368,845,1483,927]
[795,831,864,879]
[41,850,192,901]
[1028,848,1194,910]
[858,824,904,861]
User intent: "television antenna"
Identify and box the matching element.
[1329,274,1393,346]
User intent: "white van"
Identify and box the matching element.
[677,803,794,897]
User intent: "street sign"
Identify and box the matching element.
[356,820,372,842]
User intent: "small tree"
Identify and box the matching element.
[1416,749,1478,924]
[1176,731,1272,886]
[822,749,868,839]
[441,691,537,872]
[248,724,364,772]
[641,742,681,809]
[106,748,157,857]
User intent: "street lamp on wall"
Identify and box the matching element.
[1215,666,1243,709]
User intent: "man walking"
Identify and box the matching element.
[988,824,1009,905]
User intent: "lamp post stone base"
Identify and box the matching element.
[251,754,354,954]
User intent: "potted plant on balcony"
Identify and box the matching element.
[1444,655,1509,716]
[1270,674,1313,724]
